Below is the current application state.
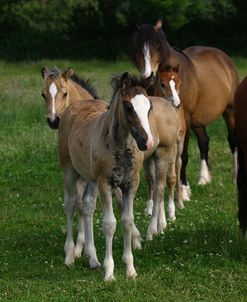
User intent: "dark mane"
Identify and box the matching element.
[70,73,99,99]
[44,67,98,99]
[130,24,170,63]
[172,46,190,60]
[110,73,146,107]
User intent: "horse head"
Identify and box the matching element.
[130,18,168,79]
[41,67,73,129]
[158,64,181,107]
[118,72,154,151]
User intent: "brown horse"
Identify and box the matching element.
[58,72,154,280]
[130,19,239,199]
[144,64,186,221]
[234,76,247,237]
[42,67,98,129]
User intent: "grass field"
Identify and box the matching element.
[0,58,247,301]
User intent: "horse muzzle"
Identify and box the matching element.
[47,116,60,129]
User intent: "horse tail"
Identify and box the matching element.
[237,142,247,236]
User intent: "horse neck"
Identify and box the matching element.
[68,79,93,103]
[107,92,130,148]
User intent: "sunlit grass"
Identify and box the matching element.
[0,59,247,301]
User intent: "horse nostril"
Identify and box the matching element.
[161,83,165,88]
[47,116,60,129]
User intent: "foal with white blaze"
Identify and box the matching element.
[42,67,100,259]
[58,72,153,280]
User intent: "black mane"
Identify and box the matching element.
[70,73,98,99]
[130,24,170,64]
[44,67,98,99]
[110,73,146,106]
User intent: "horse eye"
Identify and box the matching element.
[63,92,68,98]
[41,92,46,99]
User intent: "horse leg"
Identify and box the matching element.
[121,176,140,279]
[176,135,185,209]
[74,177,87,258]
[223,106,238,180]
[63,165,78,266]
[167,157,177,222]
[82,181,101,269]
[192,126,211,185]
[147,148,169,241]
[143,158,155,215]
[181,129,192,201]
[98,179,116,281]
[114,187,142,250]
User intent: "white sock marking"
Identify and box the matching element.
[131,94,153,149]
[198,159,211,185]
[49,82,57,119]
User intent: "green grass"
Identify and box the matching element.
[1,58,247,301]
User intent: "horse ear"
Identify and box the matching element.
[173,64,180,73]
[63,68,74,80]
[120,72,130,89]
[42,67,48,80]
[154,18,163,31]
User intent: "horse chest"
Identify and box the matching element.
[110,148,135,189]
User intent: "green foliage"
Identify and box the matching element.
[0,0,246,59]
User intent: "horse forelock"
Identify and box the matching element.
[44,67,62,80]
[110,74,147,106]
[130,24,168,63]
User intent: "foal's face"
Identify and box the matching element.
[42,76,69,129]
[159,69,181,107]
[121,86,154,151]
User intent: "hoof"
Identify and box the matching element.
[74,246,83,259]
[132,239,142,250]
[89,259,101,269]
[104,274,115,281]
[181,184,191,201]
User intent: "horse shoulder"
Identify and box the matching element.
[149,96,179,144]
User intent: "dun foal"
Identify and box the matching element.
[58,72,153,280]
[42,67,101,259]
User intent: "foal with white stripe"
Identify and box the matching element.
[58,72,153,280]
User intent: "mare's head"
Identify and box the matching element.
[158,64,181,107]
[41,67,74,129]
[130,19,168,79]
[112,73,154,151]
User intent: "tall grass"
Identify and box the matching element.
[0,59,247,301]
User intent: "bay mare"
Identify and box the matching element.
[130,19,239,199]
[234,76,247,237]
[42,67,98,129]
[58,73,179,279]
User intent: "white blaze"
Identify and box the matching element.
[143,44,152,78]
[131,94,153,149]
[169,78,181,107]
[49,82,57,119]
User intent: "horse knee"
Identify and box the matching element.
[83,194,96,216]
[167,175,176,188]
[121,215,134,232]
[103,218,116,237]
